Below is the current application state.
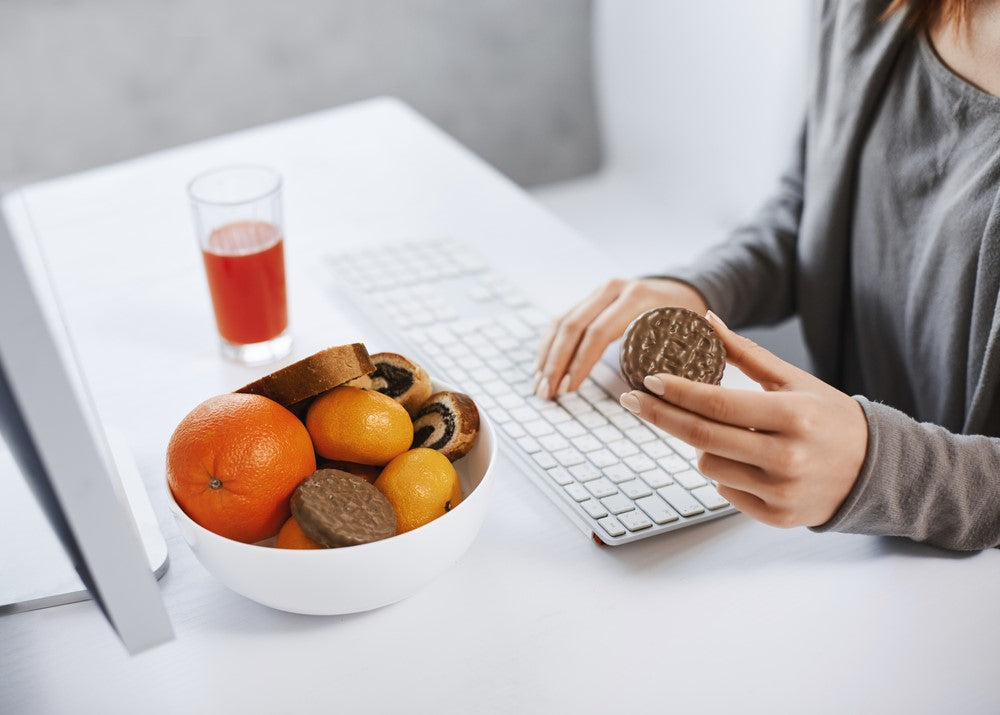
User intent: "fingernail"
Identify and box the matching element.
[535,376,550,400]
[643,375,665,395]
[532,371,542,392]
[619,392,640,414]
[706,310,728,330]
[557,374,570,397]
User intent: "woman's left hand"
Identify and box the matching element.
[619,312,869,528]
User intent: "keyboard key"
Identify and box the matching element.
[659,455,690,474]
[570,463,602,482]
[597,516,626,538]
[668,437,697,460]
[610,412,641,430]
[600,493,635,515]
[581,499,608,520]
[642,440,674,459]
[511,406,540,423]
[500,368,523,383]
[564,483,591,502]
[578,412,608,429]
[469,367,495,383]
[592,425,623,443]
[572,435,602,454]
[603,464,636,484]
[523,420,555,437]
[691,484,730,510]
[657,485,705,517]
[487,356,514,372]
[553,448,586,467]
[541,407,572,425]
[635,495,679,525]
[497,313,534,339]
[619,510,653,532]
[674,469,708,490]
[586,478,618,498]
[619,480,653,500]
[533,452,557,469]
[556,421,587,438]
[497,393,525,410]
[625,426,657,444]
[539,434,570,452]
[517,436,541,454]
[579,380,607,403]
[558,394,592,415]
[624,454,656,473]
[482,380,511,397]
[593,399,622,417]
[640,469,673,489]
[588,449,618,468]
[546,467,574,486]
[491,408,511,424]
[503,422,526,439]
[607,439,640,458]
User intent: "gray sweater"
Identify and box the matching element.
[667,0,1000,550]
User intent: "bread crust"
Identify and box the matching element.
[236,343,374,406]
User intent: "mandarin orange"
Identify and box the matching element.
[166,393,316,543]
[274,516,323,549]
[374,448,462,533]
[305,386,412,466]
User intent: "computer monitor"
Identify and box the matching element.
[0,193,173,654]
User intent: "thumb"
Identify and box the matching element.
[705,311,806,391]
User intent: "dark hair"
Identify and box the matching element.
[882,0,972,29]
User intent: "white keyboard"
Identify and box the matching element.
[329,238,735,545]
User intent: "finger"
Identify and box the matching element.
[621,390,774,467]
[563,296,640,392]
[715,485,773,521]
[697,452,772,496]
[537,279,626,398]
[644,373,792,432]
[705,311,811,391]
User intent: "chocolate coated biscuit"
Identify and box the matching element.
[291,470,396,547]
[619,307,726,391]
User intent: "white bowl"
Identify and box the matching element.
[167,380,497,615]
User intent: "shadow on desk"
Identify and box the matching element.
[589,514,975,578]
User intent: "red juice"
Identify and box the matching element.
[201,220,288,345]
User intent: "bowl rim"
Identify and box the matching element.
[166,386,497,556]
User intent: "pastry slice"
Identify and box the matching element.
[349,352,432,416]
[411,391,480,461]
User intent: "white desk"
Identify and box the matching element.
[3,98,998,714]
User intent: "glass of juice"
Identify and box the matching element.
[187,165,292,365]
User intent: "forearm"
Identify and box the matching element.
[813,398,1000,551]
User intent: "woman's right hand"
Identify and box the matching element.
[533,277,709,400]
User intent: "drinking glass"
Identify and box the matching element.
[187,166,292,365]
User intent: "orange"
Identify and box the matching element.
[305,386,413,466]
[274,516,322,549]
[166,393,316,543]
[374,448,463,533]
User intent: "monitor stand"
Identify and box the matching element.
[0,428,169,614]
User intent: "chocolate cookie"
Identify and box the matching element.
[290,470,396,547]
[411,391,480,462]
[619,307,726,391]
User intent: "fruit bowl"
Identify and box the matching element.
[166,380,497,615]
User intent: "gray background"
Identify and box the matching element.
[0,0,600,190]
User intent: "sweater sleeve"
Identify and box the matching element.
[659,121,807,330]
[811,397,1000,551]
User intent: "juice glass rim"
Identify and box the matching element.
[187,165,283,207]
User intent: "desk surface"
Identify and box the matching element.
[3,98,998,714]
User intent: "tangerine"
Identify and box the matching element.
[166,393,316,543]
[274,516,323,549]
[305,386,413,466]
[374,448,462,533]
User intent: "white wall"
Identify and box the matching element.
[594,0,813,227]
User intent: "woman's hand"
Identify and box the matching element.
[619,312,869,528]
[534,278,708,400]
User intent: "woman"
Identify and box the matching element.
[535,0,1000,550]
